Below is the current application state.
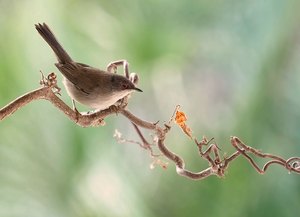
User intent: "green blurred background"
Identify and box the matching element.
[1,0,300,216]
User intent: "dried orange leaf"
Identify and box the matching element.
[175,110,187,126]
[174,109,193,139]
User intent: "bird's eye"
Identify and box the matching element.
[122,84,128,89]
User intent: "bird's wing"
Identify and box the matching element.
[55,62,106,95]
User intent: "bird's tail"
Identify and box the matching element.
[35,23,72,63]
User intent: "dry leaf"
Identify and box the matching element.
[175,109,193,139]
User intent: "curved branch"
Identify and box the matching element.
[230,137,300,174]
[157,136,216,180]
[120,110,156,130]
[0,87,48,121]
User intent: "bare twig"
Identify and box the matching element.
[230,137,300,174]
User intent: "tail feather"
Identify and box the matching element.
[35,23,72,63]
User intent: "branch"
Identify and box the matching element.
[1,72,123,127]
[1,72,300,180]
[117,106,300,180]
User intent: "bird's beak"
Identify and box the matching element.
[133,87,143,92]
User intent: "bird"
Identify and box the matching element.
[35,23,142,111]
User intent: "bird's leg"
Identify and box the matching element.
[72,99,79,112]
[72,99,81,122]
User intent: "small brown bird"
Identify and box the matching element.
[35,23,142,111]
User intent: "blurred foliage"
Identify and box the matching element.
[1,0,300,216]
